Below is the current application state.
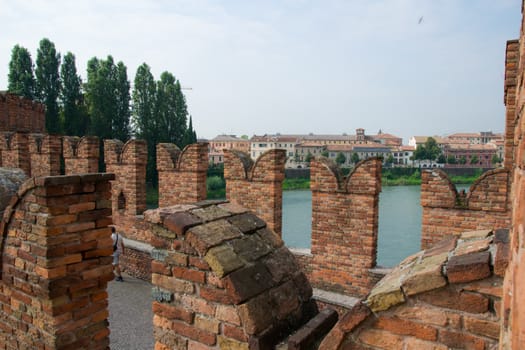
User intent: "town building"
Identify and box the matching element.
[208,134,250,164]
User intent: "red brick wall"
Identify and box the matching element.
[0,132,31,176]
[500,3,525,348]
[29,134,61,177]
[146,202,315,349]
[157,143,208,207]
[0,173,114,350]
[224,149,286,235]
[104,139,147,216]
[63,136,100,175]
[309,157,382,297]
[0,92,45,133]
[504,40,519,171]
[421,169,511,249]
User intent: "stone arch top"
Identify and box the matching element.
[421,168,510,210]
[156,142,208,172]
[310,157,382,194]
[62,136,100,158]
[104,139,147,165]
[224,149,286,182]
[146,201,315,346]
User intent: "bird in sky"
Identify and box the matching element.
[418,16,424,24]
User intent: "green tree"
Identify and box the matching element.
[447,155,457,164]
[414,137,441,164]
[437,154,446,164]
[85,56,130,141]
[470,155,479,165]
[8,45,35,99]
[321,150,329,157]
[335,152,346,165]
[113,61,131,141]
[491,154,502,165]
[459,156,467,165]
[36,38,61,133]
[351,152,360,164]
[385,154,394,166]
[184,115,197,145]
[156,72,187,147]
[132,63,158,184]
[305,152,313,163]
[61,52,88,136]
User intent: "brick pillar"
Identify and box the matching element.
[146,202,315,349]
[29,134,61,177]
[420,169,511,250]
[0,131,31,176]
[0,173,115,349]
[63,136,99,174]
[157,142,208,207]
[224,149,286,235]
[104,139,148,216]
[504,40,519,171]
[310,157,382,297]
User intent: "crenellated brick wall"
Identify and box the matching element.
[29,134,61,177]
[309,157,382,297]
[157,143,208,207]
[320,229,508,350]
[104,139,147,216]
[421,169,511,249]
[500,3,525,347]
[145,202,317,350]
[62,136,100,175]
[0,132,31,176]
[504,40,519,170]
[0,173,115,350]
[0,92,45,133]
[224,149,286,235]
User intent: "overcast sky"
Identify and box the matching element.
[0,0,521,143]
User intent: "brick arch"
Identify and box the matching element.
[0,173,114,349]
[309,157,342,192]
[223,149,253,179]
[224,149,286,234]
[156,143,208,207]
[147,202,316,349]
[467,168,509,211]
[421,168,511,249]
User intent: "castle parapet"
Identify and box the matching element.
[309,157,382,297]
[104,139,147,216]
[421,169,511,249]
[62,136,99,174]
[0,132,30,176]
[224,149,286,235]
[28,134,61,177]
[156,142,208,207]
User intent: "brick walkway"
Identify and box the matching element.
[108,274,154,350]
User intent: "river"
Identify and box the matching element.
[282,185,469,267]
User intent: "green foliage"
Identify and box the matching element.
[437,154,446,164]
[156,72,187,147]
[61,52,89,136]
[351,152,360,164]
[414,137,441,162]
[491,154,502,165]
[321,150,329,157]
[447,155,457,164]
[207,175,225,199]
[335,152,346,165]
[305,152,313,163]
[36,38,61,134]
[459,156,467,165]
[282,178,310,190]
[469,155,479,165]
[8,45,35,99]
[85,56,130,141]
[385,154,394,165]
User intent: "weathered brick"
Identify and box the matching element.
[375,316,437,341]
[446,251,491,284]
[359,329,404,349]
[223,263,275,304]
